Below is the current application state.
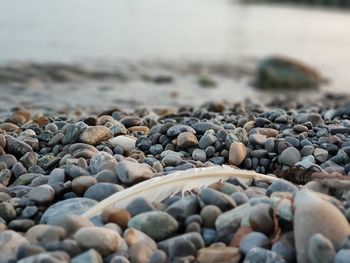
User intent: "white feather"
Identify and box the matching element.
[81,165,280,218]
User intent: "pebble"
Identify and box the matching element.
[167,125,196,137]
[279,147,301,166]
[109,135,136,153]
[74,226,123,256]
[28,184,55,204]
[71,249,103,263]
[294,189,350,263]
[334,249,350,263]
[0,230,29,263]
[239,232,270,255]
[40,198,97,224]
[126,197,156,216]
[215,203,251,231]
[200,205,222,228]
[72,176,97,195]
[307,233,336,263]
[158,232,205,255]
[243,247,286,263]
[192,149,207,162]
[248,203,274,235]
[0,202,16,222]
[314,148,329,163]
[199,188,236,211]
[79,126,112,145]
[90,151,117,174]
[197,246,241,263]
[83,182,123,201]
[166,196,198,225]
[101,208,131,229]
[229,142,246,167]
[127,211,178,241]
[177,132,198,148]
[116,159,153,184]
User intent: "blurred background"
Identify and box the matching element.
[1,0,350,114]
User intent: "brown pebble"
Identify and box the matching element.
[101,208,131,229]
[229,226,253,247]
[229,142,246,167]
[177,132,198,148]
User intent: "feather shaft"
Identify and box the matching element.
[82,165,280,218]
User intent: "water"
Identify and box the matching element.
[1,0,350,101]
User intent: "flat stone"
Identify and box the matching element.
[199,188,236,212]
[0,202,16,222]
[5,135,33,157]
[108,135,136,153]
[167,125,196,137]
[243,247,286,263]
[215,203,251,231]
[239,232,270,255]
[158,232,205,255]
[72,176,97,195]
[314,148,329,163]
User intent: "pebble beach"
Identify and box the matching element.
[1,94,350,263]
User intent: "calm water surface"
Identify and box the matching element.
[1,0,350,93]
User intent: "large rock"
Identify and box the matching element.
[294,189,350,263]
[257,56,321,89]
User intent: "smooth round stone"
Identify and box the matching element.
[48,168,65,186]
[334,249,350,263]
[149,250,168,263]
[191,122,223,135]
[249,134,267,146]
[0,230,29,263]
[123,228,157,249]
[0,202,16,222]
[71,249,103,263]
[72,176,97,195]
[12,162,27,178]
[199,188,236,212]
[79,126,112,145]
[314,148,329,163]
[126,197,156,216]
[215,203,252,231]
[169,240,197,261]
[157,232,205,255]
[198,133,216,149]
[90,151,117,174]
[65,165,90,179]
[127,211,179,241]
[293,124,308,133]
[266,180,298,197]
[197,246,241,263]
[62,124,84,145]
[231,192,249,206]
[16,243,46,260]
[40,198,97,224]
[120,117,142,128]
[177,132,198,148]
[294,189,350,263]
[301,145,315,156]
[192,149,207,162]
[0,154,16,169]
[101,208,131,229]
[239,232,270,255]
[167,125,196,137]
[149,144,164,155]
[200,205,222,228]
[162,153,182,167]
[307,233,335,263]
[116,160,153,184]
[74,226,122,256]
[248,203,274,235]
[5,135,33,157]
[265,138,276,153]
[165,196,198,225]
[243,247,286,263]
[272,239,296,263]
[229,142,246,167]
[49,214,94,236]
[201,228,216,246]
[28,184,55,204]
[83,183,122,201]
[279,147,301,166]
[108,135,136,153]
[94,170,118,183]
[110,255,130,263]
[20,206,38,219]
[19,152,38,169]
[8,219,34,232]
[128,241,155,263]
